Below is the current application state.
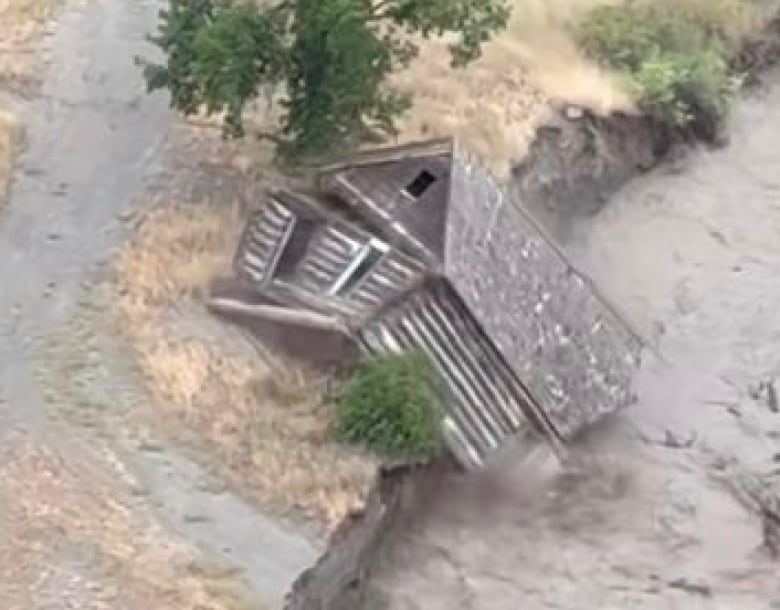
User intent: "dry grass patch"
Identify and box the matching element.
[0,436,253,610]
[114,198,241,319]
[0,110,23,208]
[389,0,633,176]
[0,0,56,209]
[114,197,377,529]
[0,0,59,87]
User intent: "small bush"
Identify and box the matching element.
[334,351,444,460]
[578,3,737,133]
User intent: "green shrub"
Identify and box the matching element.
[578,3,737,132]
[334,351,444,460]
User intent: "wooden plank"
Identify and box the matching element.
[207,297,351,335]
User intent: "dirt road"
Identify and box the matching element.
[364,71,780,609]
[0,0,317,607]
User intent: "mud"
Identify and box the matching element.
[512,109,673,226]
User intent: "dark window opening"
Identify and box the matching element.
[331,241,385,297]
[403,170,437,199]
[274,217,318,279]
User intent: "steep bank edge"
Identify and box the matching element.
[282,16,780,610]
[513,15,780,227]
[284,460,455,610]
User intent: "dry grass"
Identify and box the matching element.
[389,0,632,176]
[0,0,59,87]
[0,0,56,28]
[0,110,23,208]
[0,0,56,210]
[0,435,256,610]
[113,197,377,530]
[114,199,242,316]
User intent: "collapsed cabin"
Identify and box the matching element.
[209,138,642,469]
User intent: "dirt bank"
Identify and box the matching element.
[285,461,454,610]
[514,14,780,237]
[512,109,672,236]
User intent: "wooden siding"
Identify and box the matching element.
[317,154,452,259]
[234,198,427,324]
[347,250,427,317]
[234,198,295,286]
[359,282,542,469]
[298,225,362,294]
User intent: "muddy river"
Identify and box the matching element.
[363,71,780,609]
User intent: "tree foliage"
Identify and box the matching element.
[334,351,444,460]
[142,0,510,162]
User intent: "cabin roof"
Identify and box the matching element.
[316,139,453,261]
[444,141,641,436]
[318,138,642,437]
[317,137,453,174]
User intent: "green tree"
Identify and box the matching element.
[141,0,510,162]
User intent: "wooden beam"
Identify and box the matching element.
[207,297,352,336]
